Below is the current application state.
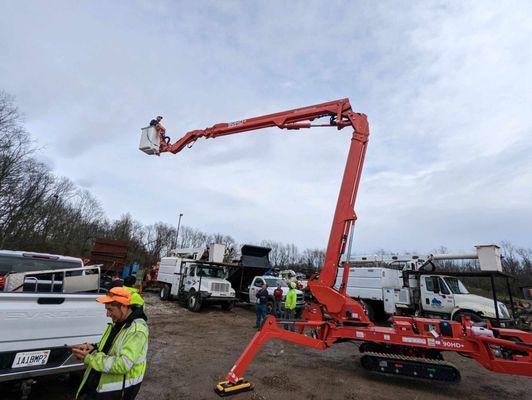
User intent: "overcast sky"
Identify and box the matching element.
[1,1,531,254]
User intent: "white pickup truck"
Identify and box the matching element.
[248,275,305,313]
[0,251,109,391]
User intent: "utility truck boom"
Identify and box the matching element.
[140,99,532,396]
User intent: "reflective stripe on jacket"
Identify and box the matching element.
[76,318,149,399]
[284,288,297,310]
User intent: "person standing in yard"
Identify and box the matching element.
[255,284,269,330]
[273,284,284,318]
[71,287,149,400]
[123,275,145,309]
[284,281,297,331]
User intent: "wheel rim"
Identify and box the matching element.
[160,287,166,299]
[189,295,196,307]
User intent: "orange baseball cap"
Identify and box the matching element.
[96,287,131,305]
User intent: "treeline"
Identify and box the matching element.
[0,91,237,267]
[433,242,531,299]
[260,240,325,276]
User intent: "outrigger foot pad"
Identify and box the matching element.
[214,379,254,397]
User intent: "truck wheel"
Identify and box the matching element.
[187,291,202,312]
[160,284,170,300]
[453,311,482,323]
[221,301,234,311]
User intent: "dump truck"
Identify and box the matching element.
[227,245,305,312]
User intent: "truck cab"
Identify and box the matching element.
[157,256,236,312]
[420,275,512,324]
[248,275,305,312]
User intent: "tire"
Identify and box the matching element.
[221,301,234,311]
[160,284,170,300]
[187,290,202,312]
[452,311,483,323]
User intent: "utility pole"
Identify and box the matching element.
[175,213,183,250]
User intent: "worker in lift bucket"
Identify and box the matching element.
[255,284,269,330]
[150,115,170,144]
[72,287,149,400]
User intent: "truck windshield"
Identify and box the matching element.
[264,278,288,287]
[196,265,226,279]
[444,277,469,294]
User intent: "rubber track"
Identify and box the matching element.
[360,351,461,382]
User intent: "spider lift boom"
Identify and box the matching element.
[140,99,532,396]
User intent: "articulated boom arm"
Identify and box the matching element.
[156,99,369,319]
[160,98,360,155]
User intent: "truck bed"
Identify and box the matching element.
[0,292,109,382]
[334,267,403,301]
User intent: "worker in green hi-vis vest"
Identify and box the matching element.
[70,286,148,400]
[123,275,145,308]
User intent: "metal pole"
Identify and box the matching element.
[490,274,500,327]
[345,221,355,262]
[506,276,516,320]
[176,213,183,250]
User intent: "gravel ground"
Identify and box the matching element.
[3,292,531,399]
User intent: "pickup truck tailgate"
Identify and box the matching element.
[0,293,109,352]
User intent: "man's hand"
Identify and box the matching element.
[69,343,95,361]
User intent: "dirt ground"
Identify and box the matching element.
[4,292,531,400]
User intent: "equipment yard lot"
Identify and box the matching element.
[6,293,531,400]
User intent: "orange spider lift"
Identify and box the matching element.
[139,99,532,396]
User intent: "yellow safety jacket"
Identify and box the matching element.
[76,314,148,399]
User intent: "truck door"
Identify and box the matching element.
[249,278,264,304]
[184,266,196,291]
[421,276,455,315]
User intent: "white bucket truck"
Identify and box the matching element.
[336,245,512,325]
[157,244,236,311]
